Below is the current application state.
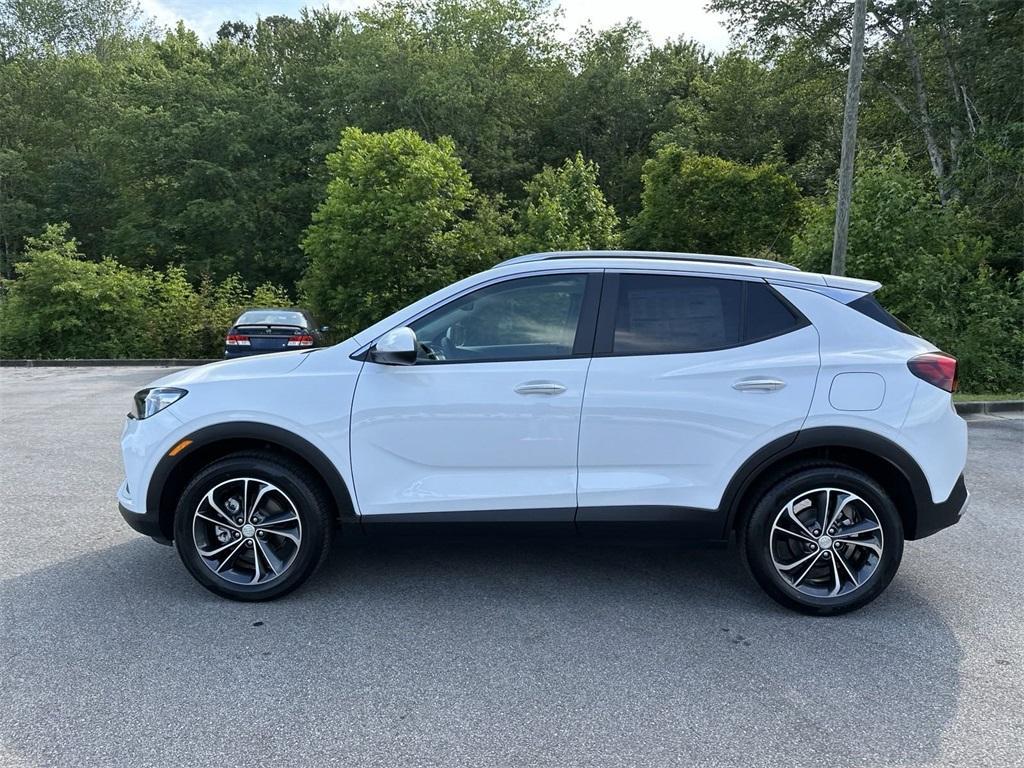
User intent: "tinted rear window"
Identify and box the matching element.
[611,275,804,355]
[847,294,917,336]
[236,310,307,327]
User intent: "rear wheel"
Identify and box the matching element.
[740,464,904,615]
[173,453,332,601]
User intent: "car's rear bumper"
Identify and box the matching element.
[912,473,969,540]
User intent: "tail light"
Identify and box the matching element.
[287,334,315,347]
[225,334,250,346]
[908,352,958,393]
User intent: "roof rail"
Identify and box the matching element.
[495,250,801,272]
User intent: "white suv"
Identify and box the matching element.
[118,251,969,614]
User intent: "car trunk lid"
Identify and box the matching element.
[233,324,308,351]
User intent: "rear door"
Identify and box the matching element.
[577,271,819,530]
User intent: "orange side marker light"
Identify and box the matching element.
[168,439,193,457]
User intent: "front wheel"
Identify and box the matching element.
[740,464,904,615]
[173,453,332,601]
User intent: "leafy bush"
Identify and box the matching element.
[792,149,1023,393]
[0,223,292,359]
[300,127,512,337]
[517,153,621,253]
[626,146,803,257]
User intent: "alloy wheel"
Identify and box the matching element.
[769,487,884,599]
[191,477,302,586]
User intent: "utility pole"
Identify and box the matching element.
[831,0,867,276]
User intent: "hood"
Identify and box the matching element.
[148,349,312,388]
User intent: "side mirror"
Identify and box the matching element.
[319,325,330,333]
[370,326,417,365]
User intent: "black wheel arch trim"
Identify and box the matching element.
[146,422,356,538]
[721,425,945,540]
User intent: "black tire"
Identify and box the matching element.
[739,463,904,615]
[173,452,332,601]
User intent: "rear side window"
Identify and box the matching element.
[847,294,917,336]
[611,274,804,355]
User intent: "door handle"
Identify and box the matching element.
[733,378,786,392]
[514,381,567,396]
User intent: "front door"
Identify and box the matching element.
[350,272,600,519]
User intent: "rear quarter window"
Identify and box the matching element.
[744,282,806,342]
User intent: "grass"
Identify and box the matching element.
[953,392,1024,402]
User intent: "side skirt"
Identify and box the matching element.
[576,505,724,542]
[356,505,727,545]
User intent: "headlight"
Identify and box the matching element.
[130,387,187,419]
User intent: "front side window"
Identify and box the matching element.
[612,274,803,355]
[410,274,588,362]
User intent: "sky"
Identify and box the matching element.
[138,0,734,51]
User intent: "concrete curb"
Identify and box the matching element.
[0,359,218,368]
[955,400,1024,416]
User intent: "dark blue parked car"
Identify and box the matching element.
[224,308,329,358]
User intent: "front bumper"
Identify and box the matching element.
[912,474,969,539]
[118,479,170,544]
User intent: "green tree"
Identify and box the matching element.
[0,0,153,59]
[0,25,310,286]
[0,223,293,359]
[627,146,803,257]
[792,149,1023,392]
[332,0,568,196]
[653,45,842,194]
[540,24,710,216]
[0,50,115,274]
[97,24,321,287]
[711,0,1024,268]
[300,128,510,336]
[516,153,620,253]
[0,222,156,358]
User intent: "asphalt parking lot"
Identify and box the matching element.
[1,366,1022,768]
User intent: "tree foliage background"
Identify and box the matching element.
[0,0,1020,389]
[301,127,508,337]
